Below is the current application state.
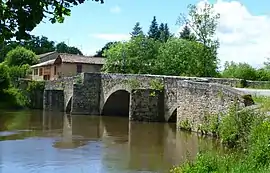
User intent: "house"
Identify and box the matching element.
[31,53,105,81]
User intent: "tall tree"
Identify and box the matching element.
[177,3,220,77]
[158,23,165,42]
[179,25,196,41]
[163,23,171,42]
[148,16,159,40]
[130,22,143,38]
[56,42,83,55]
[0,0,104,42]
[94,41,118,57]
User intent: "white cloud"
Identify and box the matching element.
[110,5,121,14]
[90,33,130,41]
[179,0,270,68]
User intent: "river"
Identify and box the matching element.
[0,110,222,173]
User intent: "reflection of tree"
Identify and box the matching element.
[0,111,31,131]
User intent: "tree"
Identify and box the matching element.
[158,23,165,42]
[94,42,118,57]
[222,61,258,80]
[148,16,159,40]
[154,38,218,76]
[56,42,83,55]
[0,63,10,93]
[163,23,171,42]
[5,46,38,66]
[102,35,160,74]
[130,22,143,38]
[177,3,220,76]
[23,36,55,55]
[0,0,104,42]
[179,25,196,41]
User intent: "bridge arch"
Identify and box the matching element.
[165,105,179,122]
[101,87,131,117]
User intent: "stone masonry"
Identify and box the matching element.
[44,72,255,130]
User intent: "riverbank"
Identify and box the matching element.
[170,98,270,173]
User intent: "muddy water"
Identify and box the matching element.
[0,110,222,173]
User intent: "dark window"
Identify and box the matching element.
[39,68,43,76]
[34,69,38,75]
[77,64,82,73]
[54,66,57,75]
[43,75,50,80]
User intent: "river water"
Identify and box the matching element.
[0,110,222,173]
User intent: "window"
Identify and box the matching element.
[77,64,82,73]
[54,66,57,75]
[39,68,43,76]
[34,69,38,75]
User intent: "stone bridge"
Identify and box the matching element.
[44,72,254,130]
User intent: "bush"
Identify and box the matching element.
[222,61,258,80]
[0,63,10,92]
[171,108,270,173]
[5,46,38,66]
[1,87,28,109]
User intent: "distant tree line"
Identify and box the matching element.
[0,36,83,63]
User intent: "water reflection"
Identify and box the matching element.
[0,110,223,173]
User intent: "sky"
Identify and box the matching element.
[31,0,270,68]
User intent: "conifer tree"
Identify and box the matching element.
[164,23,171,42]
[148,16,159,40]
[179,25,196,41]
[130,22,143,38]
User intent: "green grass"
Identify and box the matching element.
[252,96,270,112]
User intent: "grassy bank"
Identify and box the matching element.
[171,104,270,173]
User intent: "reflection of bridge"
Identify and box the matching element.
[40,112,221,171]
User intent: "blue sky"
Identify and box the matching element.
[31,0,270,67]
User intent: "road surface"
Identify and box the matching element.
[234,88,270,97]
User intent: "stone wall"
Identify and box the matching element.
[44,76,75,112]
[130,89,164,122]
[175,81,252,131]
[43,90,64,111]
[43,72,255,129]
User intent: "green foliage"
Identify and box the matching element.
[149,79,164,91]
[179,25,196,41]
[252,96,270,112]
[148,16,160,40]
[5,46,38,66]
[171,109,270,173]
[222,61,258,80]
[177,3,220,77]
[219,107,259,148]
[198,113,219,135]
[130,22,144,38]
[126,79,141,88]
[102,35,160,74]
[74,75,83,84]
[155,38,218,77]
[0,63,10,92]
[8,64,31,86]
[94,41,119,57]
[56,42,83,55]
[2,87,28,109]
[1,0,103,41]
[179,119,192,131]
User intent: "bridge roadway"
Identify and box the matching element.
[234,88,270,97]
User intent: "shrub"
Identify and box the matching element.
[2,87,28,109]
[5,46,38,66]
[0,63,10,92]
